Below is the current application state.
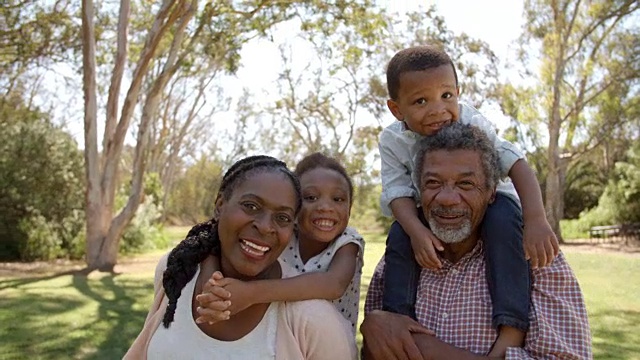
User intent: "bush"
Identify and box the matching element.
[560,219,589,240]
[0,94,85,260]
[15,210,87,261]
[18,213,62,261]
[120,196,171,254]
[572,142,640,230]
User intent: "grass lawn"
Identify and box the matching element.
[1,230,638,359]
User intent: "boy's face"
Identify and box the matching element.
[387,64,460,136]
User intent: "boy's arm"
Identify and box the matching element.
[509,159,559,268]
[464,108,559,267]
[378,129,418,217]
[390,198,443,269]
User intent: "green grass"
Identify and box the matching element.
[0,231,638,359]
[564,251,640,359]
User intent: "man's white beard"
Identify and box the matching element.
[427,213,472,244]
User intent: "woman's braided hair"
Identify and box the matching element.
[161,155,301,328]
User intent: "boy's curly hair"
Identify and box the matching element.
[386,45,459,100]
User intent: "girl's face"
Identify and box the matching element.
[216,171,297,280]
[298,168,351,244]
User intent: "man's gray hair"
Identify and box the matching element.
[414,123,501,190]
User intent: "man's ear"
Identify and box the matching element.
[456,86,460,96]
[488,189,496,204]
[387,99,404,121]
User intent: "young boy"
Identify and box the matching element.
[379,45,559,356]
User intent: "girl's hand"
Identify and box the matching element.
[195,271,231,324]
[208,276,255,315]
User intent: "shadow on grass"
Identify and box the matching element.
[590,309,640,359]
[0,273,153,360]
[71,274,152,360]
[0,290,87,359]
[0,270,79,291]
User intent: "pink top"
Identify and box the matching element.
[124,253,357,360]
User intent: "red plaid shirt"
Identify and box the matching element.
[364,242,592,359]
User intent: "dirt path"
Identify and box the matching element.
[0,251,166,278]
[2,241,638,279]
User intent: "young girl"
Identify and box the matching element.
[195,153,365,334]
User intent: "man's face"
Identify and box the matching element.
[419,149,495,244]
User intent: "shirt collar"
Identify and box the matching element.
[400,121,421,139]
[439,240,484,270]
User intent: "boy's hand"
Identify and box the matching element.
[523,218,560,269]
[409,225,444,269]
[195,271,231,324]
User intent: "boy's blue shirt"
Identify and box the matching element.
[378,101,524,217]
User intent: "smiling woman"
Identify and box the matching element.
[124,155,357,360]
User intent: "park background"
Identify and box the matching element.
[1,0,639,359]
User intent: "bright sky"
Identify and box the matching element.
[57,0,528,149]
[222,0,526,134]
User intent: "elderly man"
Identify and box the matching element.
[362,123,592,359]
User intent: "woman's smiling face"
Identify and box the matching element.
[298,167,351,245]
[216,171,297,280]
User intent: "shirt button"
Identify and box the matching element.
[442,313,448,319]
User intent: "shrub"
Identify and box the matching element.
[18,213,62,261]
[0,95,84,260]
[120,196,170,254]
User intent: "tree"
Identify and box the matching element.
[1,0,78,93]
[498,0,639,240]
[81,0,385,272]
[261,6,499,182]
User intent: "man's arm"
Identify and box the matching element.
[361,311,493,360]
[361,310,434,360]
[506,253,592,360]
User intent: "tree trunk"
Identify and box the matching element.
[546,143,564,243]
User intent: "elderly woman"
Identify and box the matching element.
[125,155,356,359]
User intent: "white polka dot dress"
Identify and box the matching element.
[278,226,365,334]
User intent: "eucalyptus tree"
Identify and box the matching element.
[497,0,639,239]
[81,0,390,272]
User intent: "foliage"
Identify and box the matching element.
[563,157,608,219]
[559,219,589,240]
[15,209,86,261]
[0,0,79,89]
[579,143,640,227]
[120,196,169,255]
[496,0,640,239]
[349,184,386,233]
[166,155,224,224]
[0,92,85,260]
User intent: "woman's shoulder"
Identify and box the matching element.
[153,251,171,283]
[279,299,357,358]
[281,299,350,329]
